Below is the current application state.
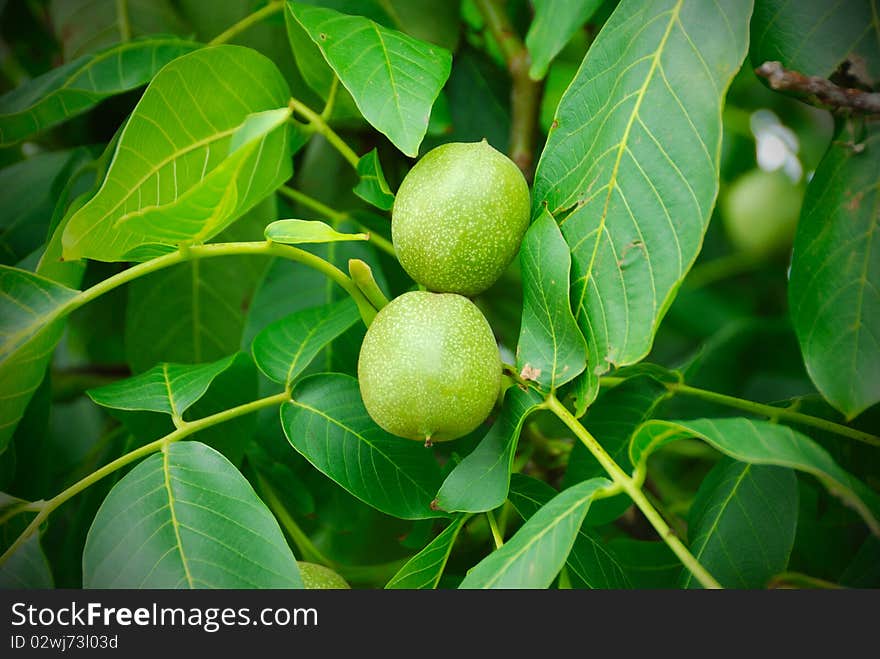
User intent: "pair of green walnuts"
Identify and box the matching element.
[358,141,530,445]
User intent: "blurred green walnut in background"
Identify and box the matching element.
[357,291,501,444]
[297,562,350,589]
[721,168,803,259]
[392,140,531,296]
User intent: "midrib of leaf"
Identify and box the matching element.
[568,2,681,325]
[0,290,76,361]
[847,181,878,406]
[161,363,179,419]
[480,492,592,588]
[371,23,403,126]
[388,516,467,588]
[108,127,238,233]
[285,320,324,385]
[288,398,432,498]
[684,462,751,588]
[161,444,194,588]
[513,489,623,585]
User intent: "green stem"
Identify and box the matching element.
[289,97,360,169]
[257,472,409,586]
[277,185,347,222]
[277,186,396,258]
[0,391,291,567]
[598,376,880,447]
[767,571,843,589]
[671,382,880,447]
[545,393,722,589]
[208,0,284,46]
[115,0,131,41]
[321,76,341,121]
[42,241,376,345]
[349,259,390,310]
[486,510,504,549]
[256,474,333,565]
[473,0,541,177]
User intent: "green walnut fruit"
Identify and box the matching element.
[721,169,803,258]
[392,140,530,296]
[357,291,501,443]
[298,562,350,589]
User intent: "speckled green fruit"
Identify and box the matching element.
[298,562,350,589]
[392,140,530,296]
[357,291,501,442]
[721,169,803,258]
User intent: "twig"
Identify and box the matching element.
[755,61,880,114]
[473,0,542,179]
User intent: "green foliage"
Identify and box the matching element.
[749,0,880,82]
[516,208,587,391]
[684,458,799,588]
[252,299,359,385]
[288,2,452,156]
[534,0,752,408]
[0,38,199,148]
[508,475,630,588]
[0,0,876,592]
[83,441,302,588]
[525,0,603,80]
[459,478,611,588]
[385,515,468,588]
[62,47,293,262]
[434,386,544,513]
[789,120,880,419]
[282,374,446,519]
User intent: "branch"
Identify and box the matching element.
[0,391,291,567]
[599,375,880,447]
[545,394,722,589]
[755,61,880,114]
[474,0,542,179]
[208,0,284,46]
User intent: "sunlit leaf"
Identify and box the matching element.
[62,46,293,262]
[87,353,241,417]
[265,219,369,244]
[525,0,603,80]
[508,474,630,588]
[353,149,395,211]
